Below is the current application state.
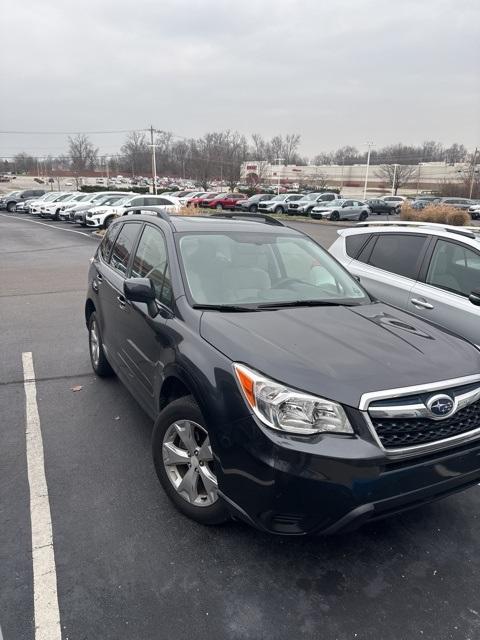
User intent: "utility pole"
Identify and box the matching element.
[149,125,158,195]
[391,164,399,196]
[469,147,478,199]
[363,142,374,200]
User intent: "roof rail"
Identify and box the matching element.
[122,206,176,229]
[355,220,477,239]
[209,212,285,226]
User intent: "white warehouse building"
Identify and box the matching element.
[240,161,470,194]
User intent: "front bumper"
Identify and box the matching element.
[217,413,480,535]
[86,218,101,227]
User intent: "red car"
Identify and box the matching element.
[188,192,218,208]
[205,193,247,210]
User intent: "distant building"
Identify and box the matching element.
[240,161,469,192]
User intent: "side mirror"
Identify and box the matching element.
[124,278,158,317]
[342,203,349,208]
[469,289,480,306]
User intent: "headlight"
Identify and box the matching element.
[233,364,353,435]
[94,209,107,214]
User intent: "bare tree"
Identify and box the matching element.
[375,164,417,194]
[445,143,468,165]
[68,134,98,187]
[120,131,149,176]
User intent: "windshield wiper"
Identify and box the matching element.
[192,304,260,312]
[256,300,358,309]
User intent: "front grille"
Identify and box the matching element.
[371,399,480,449]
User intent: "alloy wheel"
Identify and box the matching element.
[89,319,100,367]
[162,420,218,507]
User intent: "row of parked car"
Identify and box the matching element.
[2,189,184,228]
[2,187,480,227]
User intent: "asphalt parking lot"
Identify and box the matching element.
[2,212,480,640]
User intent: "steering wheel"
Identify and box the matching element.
[272,277,306,289]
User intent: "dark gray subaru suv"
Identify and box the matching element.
[85,209,480,534]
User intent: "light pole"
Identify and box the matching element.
[391,164,399,196]
[149,124,158,195]
[469,147,478,199]
[275,157,284,195]
[363,142,374,200]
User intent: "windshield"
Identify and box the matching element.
[177,231,370,308]
[4,191,21,198]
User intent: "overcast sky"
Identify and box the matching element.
[1,0,479,159]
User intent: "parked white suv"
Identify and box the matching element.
[86,194,181,228]
[329,221,480,346]
[258,193,304,214]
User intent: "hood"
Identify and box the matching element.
[200,302,480,408]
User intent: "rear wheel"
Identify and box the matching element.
[88,312,114,377]
[6,202,15,212]
[216,203,223,210]
[330,211,340,221]
[152,396,230,525]
[359,211,369,221]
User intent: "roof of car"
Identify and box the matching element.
[338,222,480,247]
[118,213,301,234]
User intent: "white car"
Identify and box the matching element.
[329,220,480,347]
[381,195,406,209]
[39,193,80,219]
[60,192,132,221]
[26,191,63,214]
[468,203,480,220]
[85,194,181,228]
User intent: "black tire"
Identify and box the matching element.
[215,203,223,210]
[248,204,258,213]
[103,216,114,229]
[274,205,284,214]
[330,211,340,221]
[306,206,314,215]
[152,396,230,526]
[88,312,114,377]
[6,202,16,212]
[359,211,369,221]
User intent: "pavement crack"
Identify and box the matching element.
[0,289,86,298]
[0,372,96,387]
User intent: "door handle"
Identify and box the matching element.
[117,295,127,309]
[97,273,103,281]
[411,298,434,310]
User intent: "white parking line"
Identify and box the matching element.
[22,352,62,640]
[0,213,96,238]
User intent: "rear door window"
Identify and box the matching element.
[367,234,427,279]
[109,222,142,275]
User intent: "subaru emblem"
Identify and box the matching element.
[426,394,456,420]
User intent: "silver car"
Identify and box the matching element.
[311,199,370,221]
[329,221,480,346]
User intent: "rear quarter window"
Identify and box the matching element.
[368,233,427,279]
[345,233,372,259]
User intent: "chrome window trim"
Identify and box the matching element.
[359,374,480,458]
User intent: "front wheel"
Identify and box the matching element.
[152,396,230,525]
[6,202,16,212]
[103,216,115,229]
[359,211,369,221]
[248,204,258,213]
[274,206,284,214]
[215,203,223,210]
[330,211,340,221]
[88,312,114,377]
